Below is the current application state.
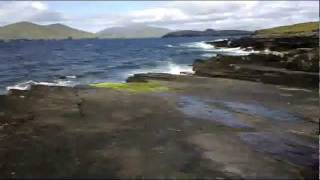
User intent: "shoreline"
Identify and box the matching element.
[0,34,319,178]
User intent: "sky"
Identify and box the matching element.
[0,1,318,33]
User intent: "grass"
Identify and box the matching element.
[255,21,319,37]
[90,81,169,92]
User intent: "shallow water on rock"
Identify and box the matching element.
[177,96,251,128]
[223,101,301,122]
[239,132,318,167]
[177,96,302,128]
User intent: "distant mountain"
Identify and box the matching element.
[0,22,95,40]
[97,24,171,39]
[254,21,319,38]
[162,29,252,38]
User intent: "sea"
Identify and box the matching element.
[0,36,253,94]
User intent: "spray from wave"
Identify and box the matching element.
[125,62,193,77]
[180,41,214,50]
[180,41,261,56]
[165,44,175,48]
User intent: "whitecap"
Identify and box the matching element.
[6,79,76,92]
[201,53,217,58]
[125,62,194,78]
[180,41,213,50]
[212,38,228,42]
[211,47,260,56]
[66,75,77,79]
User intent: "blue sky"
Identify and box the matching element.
[0,1,318,32]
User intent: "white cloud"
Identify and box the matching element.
[82,1,318,32]
[0,1,318,32]
[31,2,48,11]
[0,2,64,25]
[129,8,189,23]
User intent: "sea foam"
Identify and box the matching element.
[6,79,76,91]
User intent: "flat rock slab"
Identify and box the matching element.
[0,75,318,179]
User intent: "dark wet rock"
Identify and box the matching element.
[204,35,319,83]
[0,112,34,131]
[126,73,182,82]
[239,132,319,179]
[193,53,319,88]
[207,35,319,51]
[283,48,319,72]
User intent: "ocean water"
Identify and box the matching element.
[0,36,251,94]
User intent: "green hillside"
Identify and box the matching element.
[0,22,95,40]
[255,22,319,38]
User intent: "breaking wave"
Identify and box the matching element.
[6,78,77,91]
[125,62,193,77]
[180,41,214,50]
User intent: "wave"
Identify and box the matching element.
[66,75,77,79]
[201,53,217,58]
[6,79,76,91]
[260,49,284,57]
[179,41,258,56]
[212,38,228,42]
[180,41,214,50]
[125,62,194,77]
[210,47,260,56]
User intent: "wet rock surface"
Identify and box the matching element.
[193,49,319,88]
[202,35,319,88]
[0,74,318,178]
[207,35,319,51]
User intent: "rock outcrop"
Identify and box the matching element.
[162,29,252,38]
[207,35,319,51]
[193,53,318,88]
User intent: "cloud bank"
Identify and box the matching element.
[0,1,318,32]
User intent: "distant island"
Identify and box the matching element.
[162,29,252,38]
[96,24,171,39]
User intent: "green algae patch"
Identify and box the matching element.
[90,81,169,92]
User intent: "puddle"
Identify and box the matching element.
[177,96,251,128]
[177,96,302,128]
[278,87,313,93]
[240,132,318,167]
[222,101,301,121]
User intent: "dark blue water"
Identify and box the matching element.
[0,36,242,93]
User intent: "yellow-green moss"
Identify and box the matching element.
[90,81,169,92]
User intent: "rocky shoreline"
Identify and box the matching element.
[0,34,319,178]
[195,35,319,89]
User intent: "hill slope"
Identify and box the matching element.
[162,29,252,38]
[97,24,171,39]
[254,22,319,38]
[0,22,95,40]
